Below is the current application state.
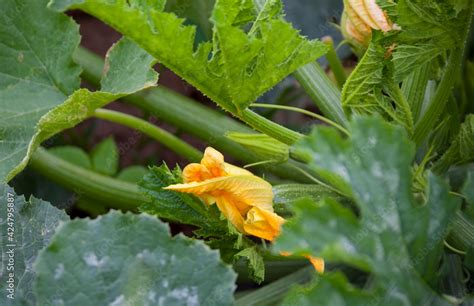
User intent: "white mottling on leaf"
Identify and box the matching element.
[83,252,108,267]
[168,287,199,306]
[109,295,125,306]
[148,291,156,302]
[54,263,64,280]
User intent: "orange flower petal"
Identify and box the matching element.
[165,175,274,212]
[182,163,212,183]
[243,207,285,241]
[344,2,371,37]
[215,195,246,232]
[280,252,325,274]
[348,0,392,32]
[363,0,392,32]
[305,255,325,274]
[201,147,227,178]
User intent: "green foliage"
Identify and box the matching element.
[139,164,228,238]
[275,117,461,304]
[226,132,289,162]
[433,115,474,173]
[0,185,68,305]
[234,246,265,284]
[463,170,474,206]
[49,146,92,169]
[139,164,266,283]
[0,0,81,183]
[116,165,149,183]
[341,0,471,136]
[49,0,327,111]
[0,2,158,183]
[91,137,119,176]
[34,211,236,305]
[282,273,372,306]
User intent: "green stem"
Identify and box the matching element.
[413,12,472,145]
[234,266,315,306]
[448,211,474,253]
[322,36,347,88]
[30,147,148,210]
[234,258,308,285]
[93,108,202,162]
[294,63,348,127]
[401,62,430,123]
[238,108,303,145]
[250,103,349,136]
[387,81,414,134]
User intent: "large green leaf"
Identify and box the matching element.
[275,117,461,304]
[49,0,327,111]
[0,0,158,183]
[34,211,236,305]
[0,185,68,305]
[0,0,81,182]
[34,37,158,153]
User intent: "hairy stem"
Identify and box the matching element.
[322,36,347,88]
[250,103,349,135]
[93,108,202,162]
[30,147,148,210]
[234,266,315,306]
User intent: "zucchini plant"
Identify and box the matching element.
[0,0,473,304]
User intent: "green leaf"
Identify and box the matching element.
[397,0,469,45]
[34,211,236,305]
[392,43,443,82]
[0,185,68,305]
[234,246,265,284]
[139,164,228,238]
[49,146,92,169]
[49,0,327,111]
[35,37,158,146]
[116,165,148,183]
[165,0,215,40]
[91,137,119,176]
[0,22,158,182]
[342,40,386,108]
[276,117,461,304]
[342,0,471,128]
[0,0,81,182]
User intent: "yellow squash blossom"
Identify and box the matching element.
[165,147,323,273]
[165,147,284,241]
[341,0,398,49]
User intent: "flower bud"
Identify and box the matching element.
[341,0,398,51]
[226,132,289,162]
